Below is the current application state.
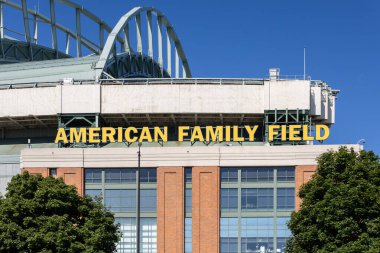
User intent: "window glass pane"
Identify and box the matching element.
[242,188,273,210]
[241,168,274,182]
[277,188,295,210]
[121,169,136,183]
[104,169,137,184]
[277,167,295,182]
[221,188,238,211]
[104,189,136,212]
[221,168,238,183]
[220,218,238,253]
[241,218,274,253]
[85,189,102,200]
[140,189,156,212]
[115,217,137,253]
[140,218,157,253]
[49,168,57,177]
[185,167,192,183]
[140,168,157,183]
[185,188,192,213]
[85,169,102,183]
[185,218,192,253]
[276,217,292,253]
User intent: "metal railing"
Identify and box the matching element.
[0,76,318,89]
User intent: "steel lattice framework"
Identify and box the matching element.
[0,0,191,79]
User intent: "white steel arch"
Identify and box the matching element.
[94,7,192,80]
[0,1,191,79]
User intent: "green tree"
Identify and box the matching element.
[286,147,380,253]
[0,172,120,253]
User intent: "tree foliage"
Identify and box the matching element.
[286,147,380,253]
[0,172,120,253]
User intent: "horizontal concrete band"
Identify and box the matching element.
[20,144,361,168]
[0,80,334,123]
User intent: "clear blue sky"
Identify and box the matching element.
[12,0,380,154]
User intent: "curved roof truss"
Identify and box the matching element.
[0,1,191,79]
[95,7,191,79]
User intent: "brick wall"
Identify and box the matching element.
[22,167,84,196]
[157,166,184,253]
[295,165,318,211]
[192,166,220,253]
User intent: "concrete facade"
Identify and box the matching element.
[0,79,335,124]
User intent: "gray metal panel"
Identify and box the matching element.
[0,156,20,195]
[0,56,98,84]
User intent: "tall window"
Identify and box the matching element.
[84,168,157,253]
[140,218,157,253]
[115,217,136,253]
[241,218,274,253]
[220,218,238,253]
[220,167,295,253]
[185,218,192,253]
[276,217,292,253]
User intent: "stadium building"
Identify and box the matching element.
[0,1,361,253]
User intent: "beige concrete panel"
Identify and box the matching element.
[61,85,101,114]
[0,87,60,117]
[265,80,310,110]
[101,85,264,114]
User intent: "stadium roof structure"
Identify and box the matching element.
[0,0,191,83]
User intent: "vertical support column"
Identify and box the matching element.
[295,165,317,211]
[192,166,220,253]
[123,23,131,54]
[33,15,38,44]
[147,11,153,58]
[135,13,142,54]
[157,167,184,253]
[182,65,187,78]
[65,33,70,54]
[49,0,57,57]
[99,23,104,51]
[175,47,179,78]
[21,0,33,60]
[166,27,172,76]
[157,16,163,75]
[273,169,278,251]
[0,3,3,39]
[75,8,82,57]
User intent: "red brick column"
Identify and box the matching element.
[22,167,49,177]
[22,167,84,196]
[192,166,220,253]
[295,165,317,211]
[157,166,184,253]
[57,168,84,196]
